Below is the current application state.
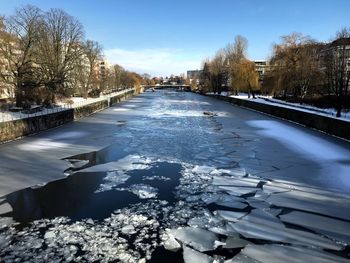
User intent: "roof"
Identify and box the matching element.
[331,37,350,47]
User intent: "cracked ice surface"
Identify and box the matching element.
[1,152,350,262]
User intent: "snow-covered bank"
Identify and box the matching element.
[0,88,134,123]
[248,119,350,191]
[231,93,350,122]
[207,92,350,121]
[207,92,350,141]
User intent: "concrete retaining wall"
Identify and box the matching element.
[0,110,74,142]
[110,89,135,106]
[73,99,109,120]
[0,89,138,143]
[211,95,350,141]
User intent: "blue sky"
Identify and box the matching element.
[1,0,349,76]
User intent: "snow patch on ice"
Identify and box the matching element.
[95,171,130,193]
[127,184,158,199]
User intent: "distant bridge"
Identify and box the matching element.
[142,84,191,90]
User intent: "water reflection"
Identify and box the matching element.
[2,162,182,225]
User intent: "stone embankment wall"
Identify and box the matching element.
[0,110,74,143]
[0,89,137,143]
[211,95,350,141]
[74,88,136,120]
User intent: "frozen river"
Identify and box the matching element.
[1,89,350,262]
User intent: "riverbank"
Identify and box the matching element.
[208,94,350,141]
[0,88,139,143]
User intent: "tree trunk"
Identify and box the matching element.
[15,89,24,107]
[336,95,342,118]
[252,89,256,99]
[15,79,24,107]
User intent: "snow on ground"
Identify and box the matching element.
[229,93,350,121]
[0,88,134,122]
[248,119,350,190]
[208,92,350,121]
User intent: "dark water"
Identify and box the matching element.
[63,142,130,173]
[2,161,182,225]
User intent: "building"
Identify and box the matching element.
[321,37,350,70]
[0,22,16,100]
[99,58,112,81]
[187,70,202,79]
[319,37,350,92]
[187,70,203,85]
[254,61,270,83]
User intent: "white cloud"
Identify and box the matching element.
[104,48,200,77]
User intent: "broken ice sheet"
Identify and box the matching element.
[262,181,294,194]
[94,171,130,193]
[191,165,216,175]
[127,184,158,199]
[161,229,181,252]
[201,193,245,205]
[246,198,270,209]
[218,168,247,177]
[236,244,350,263]
[0,202,12,214]
[280,210,350,244]
[262,208,282,217]
[218,186,258,196]
[212,176,260,188]
[224,236,251,249]
[266,190,350,221]
[0,217,14,229]
[170,227,218,252]
[215,200,248,210]
[215,210,248,222]
[208,223,238,237]
[187,210,221,228]
[201,193,248,210]
[225,254,261,263]
[79,154,153,173]
[268,179,350,199]
[0,233,10,249]
[230,209,344,250]
[183,245,214,263]
[143,175,170,181]
[67,159,89,169]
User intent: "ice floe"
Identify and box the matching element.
[183,245,214,263]
[215,210,248,222]
[236,244,350,263]
[127,184,158,199]
[230,209,344,250]
[95,171,130,193]
[266,189,350,220]
[169,227,218,252]
[280,210,350,244]
[2,154,350,262]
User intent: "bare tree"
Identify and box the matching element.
[231,59,260,98]
[37,8,84,103]
[209,49,226,94]
[141,73,151,85]
[226,35,249,95]
[225,35,247,65]
[199,59,211,93]
[77,40,102,97]
[266,32,324,101]
[113,64,125,91]
[0,5,42,106]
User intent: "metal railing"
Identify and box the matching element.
[0,88,134,123]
